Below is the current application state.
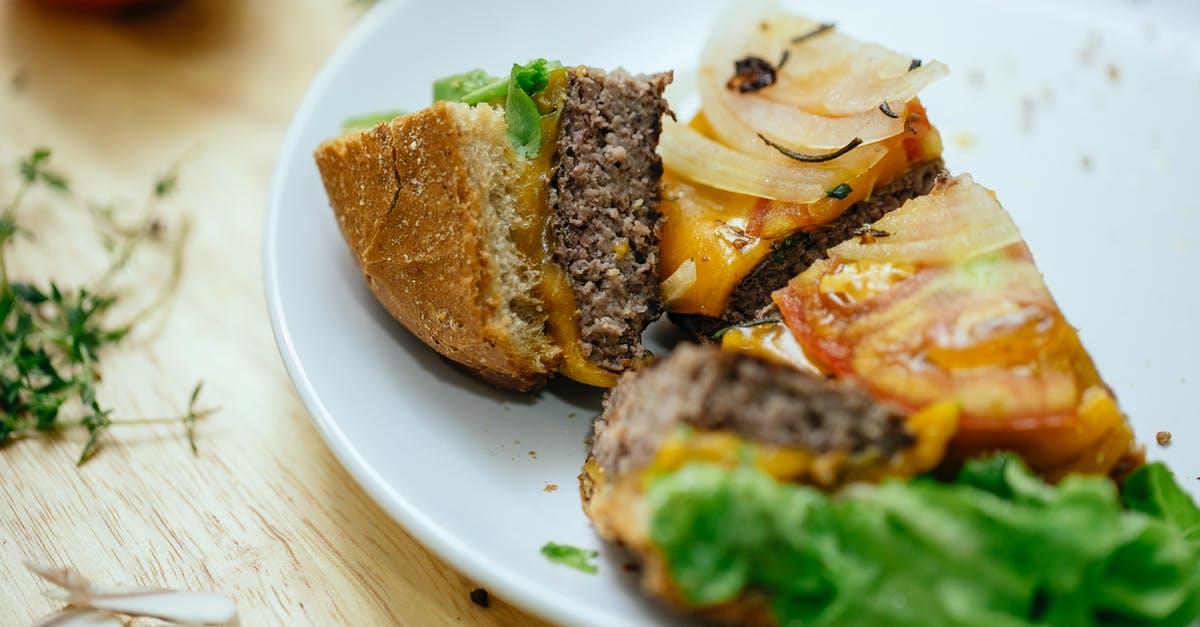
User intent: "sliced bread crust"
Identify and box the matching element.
[314,102,557,391]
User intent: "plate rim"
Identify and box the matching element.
[263,1,1200,625]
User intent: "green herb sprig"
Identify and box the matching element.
[540,542,599,574]
[826,183,853,199]
[0,148,214,465]
[771,231,807,265]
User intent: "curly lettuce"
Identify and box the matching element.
[647,456,1200,626]
[433,59,561,106]
[431,59,561,159]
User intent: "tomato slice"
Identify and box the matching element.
[772,175,1134,475]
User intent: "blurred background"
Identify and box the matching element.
[0,1,544,624]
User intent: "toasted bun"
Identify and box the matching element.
[314,102,559,391]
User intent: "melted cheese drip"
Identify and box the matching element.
[510,69,620,387]
[719,321,824,374]
[643,400,959,489]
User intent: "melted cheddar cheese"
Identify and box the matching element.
[509,69,620,387]
[642,400,959,489]
[659,102,942,316]
[718,321,823,373]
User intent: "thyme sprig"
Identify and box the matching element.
[0,148,213,465]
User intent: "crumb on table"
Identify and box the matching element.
[1156,431,1172,446]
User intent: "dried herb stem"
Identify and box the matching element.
[111,217,190,332]
[757,134,864,163]
[791,22,835,44]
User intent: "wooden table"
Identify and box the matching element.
[0,2,548,624]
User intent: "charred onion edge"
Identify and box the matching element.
[791,22,836,44]
[710,317,783,340]
[777,49,791,71]
[757,134,864,163]
[851,223,891,244]
[908,58,922,71]
[728,56,779,93]
[879,102,900,119]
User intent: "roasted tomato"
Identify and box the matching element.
[773,175,1134,477]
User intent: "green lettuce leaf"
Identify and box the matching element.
[429,59,562,159]
[504,63,542,160]
[432,59,562,106]
[1124,462,1200,545]
[647,456,1200,627]
[432,69,495,103]
[341,110,407,131]
[511,58,561,96]
[540,542,599,574]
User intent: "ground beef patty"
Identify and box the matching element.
[589,344,913,480]
[672,159,946,339]
[553,68,672,371]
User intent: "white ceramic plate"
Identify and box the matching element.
[264,1,1200,624]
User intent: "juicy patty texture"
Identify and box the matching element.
[553,68,673,371]
[589,344,913,480]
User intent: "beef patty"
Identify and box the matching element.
[588,344,913,480]
[553,68,673,371]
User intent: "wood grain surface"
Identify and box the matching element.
[0,1,550,624]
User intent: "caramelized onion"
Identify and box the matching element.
[827,174,1022,265]
[659,118,886,203]
[660,258,697,306]
[696,2,948,151]
[700,64,905,153]
[767,34,949,116]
